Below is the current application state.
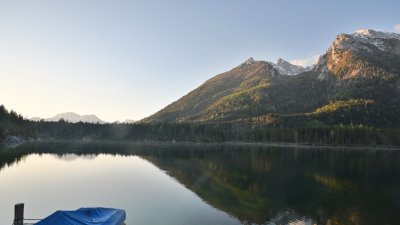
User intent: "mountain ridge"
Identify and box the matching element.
[31,112,106,124]
[142,28,400,127]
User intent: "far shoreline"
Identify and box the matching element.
[6,138,399,151]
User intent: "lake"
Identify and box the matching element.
[0,142,399,225]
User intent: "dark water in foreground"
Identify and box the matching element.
[0,142,399,225]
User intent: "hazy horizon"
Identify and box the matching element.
[1,0,399,122]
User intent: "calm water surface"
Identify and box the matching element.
[0,142,399,225]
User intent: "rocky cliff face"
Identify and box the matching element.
[324,29,400,79]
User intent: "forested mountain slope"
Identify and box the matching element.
[143,29,400,127]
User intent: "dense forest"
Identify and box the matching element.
[1,105,399,147]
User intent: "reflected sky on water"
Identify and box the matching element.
[0,142,399,225]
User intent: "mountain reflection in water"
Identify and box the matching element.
[1,142,399,225]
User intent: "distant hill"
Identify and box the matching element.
[142,29,400,127]
[123,119,136,124]
[31,112,106,124]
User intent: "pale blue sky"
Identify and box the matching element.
[0,0,399,121]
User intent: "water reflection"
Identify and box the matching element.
[52,153,98,161]
[0,142,399,225]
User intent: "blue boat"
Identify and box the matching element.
[35,207,126,225]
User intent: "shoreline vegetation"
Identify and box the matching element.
[0,136,400,150]
[1,105,400,148]
[2,138,400,151]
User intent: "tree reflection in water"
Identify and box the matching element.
[1,142,399,225]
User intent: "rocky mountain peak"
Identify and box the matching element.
[317,29,400,79]
[353,29,400,40]
[243,57,255,65]
[277,58,286,64]
[275,58,306,75]
[331,29,400,54]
